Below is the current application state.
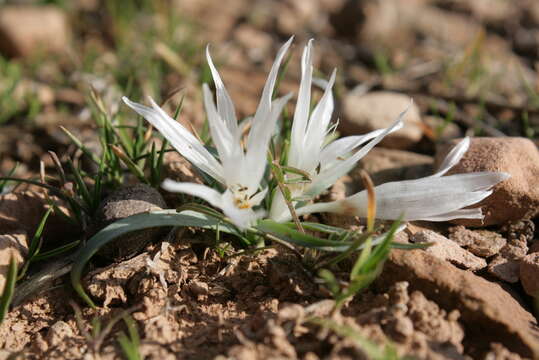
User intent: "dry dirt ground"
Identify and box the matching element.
[1,0,539,359]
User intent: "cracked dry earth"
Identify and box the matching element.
[1,225,538,360]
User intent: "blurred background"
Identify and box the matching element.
[1,0,539,180]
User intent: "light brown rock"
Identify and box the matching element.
[411,230,486,271]
[436,137,539,226]
[341,91,423,149]
[448,226,506,257]
[520,253,539,297]
[352,147,433,187]
[379,249,539,358]
[0,5,70,58]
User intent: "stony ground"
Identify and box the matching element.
[1,0,539,359]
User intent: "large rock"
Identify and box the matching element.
[341,91,423,149]
[436,137,539,226]
[378,249,539,358]
[88,184,167,260]
[0,5,70,58]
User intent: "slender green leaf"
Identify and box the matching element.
[0,256,17,324]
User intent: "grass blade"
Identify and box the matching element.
[0,256,17,324]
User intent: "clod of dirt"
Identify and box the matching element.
[520,253,539,297]
[436,137,539,226]
[448,226,506,257]
[0,5,70,58]
[88,183,167,260]
[357,281,465,358]
[411,230,486,271]
[352,147,433,187]
[341,91,423,149]
[502,219,536,244]
[488,236,530,283]
[378,249,539,358]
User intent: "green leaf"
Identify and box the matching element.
[256,220,352,251]
[0,256,17,324]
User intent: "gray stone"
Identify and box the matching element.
[89,184,167,260]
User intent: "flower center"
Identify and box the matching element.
[231,184,251,209]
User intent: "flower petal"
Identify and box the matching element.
[247,36,294,151]
[161,180,223,209]
[431,137,470,177]
[306,105,407,197]
[243,93,293,192]
[205,46,239,139]
[122,96,225,184]
[288,39,314,168]
[202,83,242,167]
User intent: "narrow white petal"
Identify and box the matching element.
[372,190,492,221]
[205,46,239,138]
[431,137,470,177]
[289,39,314,168]
[300,69,337,171]
[250,36,294,132]
[161,180,223,209]
[249,187,269,206]
[420,208,484,221]
[243,93,293,192]
[202,84,240,165]
[306,106,407,197]
[122,96,224,183]
[373,172,509,197]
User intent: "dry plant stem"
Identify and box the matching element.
[273,161,305,234]
[359,170,376,232]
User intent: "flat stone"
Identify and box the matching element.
[436,137,539,226]
[412,230,486,271]
[341,91,423,150]
[448,226,506,258]
[0,5,70,58]
[520,253,539,297]
[378,249,539,357]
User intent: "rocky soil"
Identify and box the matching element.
[1,0,539,359]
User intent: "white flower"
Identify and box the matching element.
[269,40,405,221]
[295,137,510,221]
[123,37,294,229]
[270,40,509,223]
